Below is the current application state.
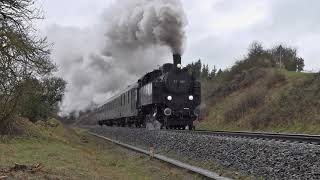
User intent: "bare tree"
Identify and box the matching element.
[0,0,55,130]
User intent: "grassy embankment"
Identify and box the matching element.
[0,119,201,179]
[198,68,320,134]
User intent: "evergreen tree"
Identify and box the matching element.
[194,59,202,79]
[217,69,223,76]
[201,64,209,79]
[209,65,217,79]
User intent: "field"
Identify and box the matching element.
[0,119,201,179]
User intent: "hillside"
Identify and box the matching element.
[195,42,320,134]
[197,68,320,134]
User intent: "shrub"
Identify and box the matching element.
[249,73,320,130]
[224,88,266,123]
[265,70,286,88]
[249,110,273,129]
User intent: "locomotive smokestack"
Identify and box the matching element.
[173,54,181,67]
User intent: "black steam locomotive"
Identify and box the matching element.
[96,54,201,130]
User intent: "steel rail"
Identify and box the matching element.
[89,132,233,180]
[165,130,320,144]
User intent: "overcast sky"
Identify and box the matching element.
[38,0,320,71]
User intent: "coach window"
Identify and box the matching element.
[146,84,148,94]
[127,92,129,104]
[149,84,151,94]
[145,85,148,95]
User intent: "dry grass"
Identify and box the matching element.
[0,120,203,179]
[198,69,320,134]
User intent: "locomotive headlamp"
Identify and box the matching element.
[177,64,182,69]
[167,96,172,101]
[189,95,194,101]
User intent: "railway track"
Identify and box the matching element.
[89,132,232,180]
[166,129,320,145]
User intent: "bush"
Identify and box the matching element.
[206,68,267,103]
[249,73,320,130]
[265,70,286,88]
[238,68,266,88]
[249,110,273,130]
[224,88,266,123]
[17,77,66,122]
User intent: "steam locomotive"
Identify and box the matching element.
[95,54,201,130]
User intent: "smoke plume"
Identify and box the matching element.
[47,0,187,115]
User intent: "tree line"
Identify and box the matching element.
[0,0,66,133]
[186,42,305,81]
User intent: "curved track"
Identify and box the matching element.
[166,129,320,144]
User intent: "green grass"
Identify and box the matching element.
[270,120,320,134]
[282,70,314,79]
[0,120,202,179]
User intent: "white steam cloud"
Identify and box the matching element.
[47,0,188,115]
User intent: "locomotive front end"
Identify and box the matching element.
[162,54,201,129]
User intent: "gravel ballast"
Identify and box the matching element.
[90,126,320,179]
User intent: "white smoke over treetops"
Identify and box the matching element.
[47,0,188,115]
